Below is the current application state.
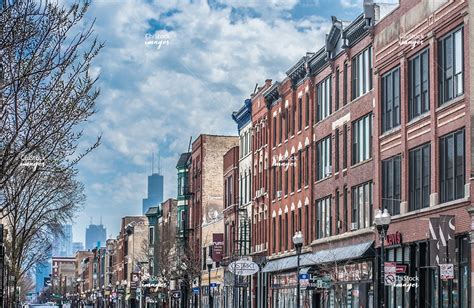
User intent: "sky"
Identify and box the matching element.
[71,0,389,244]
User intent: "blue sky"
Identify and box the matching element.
[72,0,371,243]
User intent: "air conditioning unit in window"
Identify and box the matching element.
[325,166,333,175]
[351,222,358,230]
[337,220,342,229]
[261,187,265,195]
[276,191,282,198]
[255,189,261,198]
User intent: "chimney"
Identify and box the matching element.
[265,79,272,86]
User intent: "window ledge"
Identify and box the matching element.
[350,158,373,169]
[297,130,302,135]
[392,196,470,221]
[406,112,430,127]
[436,94,465,113]
[290,192,295,196]
[315,176,332,185]
[305,125,310,130]
[310,227,374,246]
[380,126,401,139]
[304,185,309,190]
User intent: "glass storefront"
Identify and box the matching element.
[384,235,470,307]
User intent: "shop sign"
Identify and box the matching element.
[306,275,331,290]
[385,231,402,246]
[335,261,373,281]
[396,264,407,274]
[384,262,396,286]
[192,287,200,294]
[271,273,297,288]
[440,263,454,280]
[228,260,259,276]
[212,233,224,262]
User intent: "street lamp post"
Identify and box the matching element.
[292,231,303,308]
[206,257,213,308]
[374,209,391,308]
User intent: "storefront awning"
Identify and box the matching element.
[262,241,374,273]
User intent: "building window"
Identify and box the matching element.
[335,189,339,235]
[272,167,277,200]
[342,186,349,231]
[279,113,283,144]
[343,62,348,105]
[298,207,302,231]
[352,113,372,165]
[316,196,331,239]
[382,155,401,215]
[291,211,295,239]
[291,155,295,193]
[381,67,400,132]
[273,117,277,146]
[343,124,348,169]
[408,49,429,120]
[149,227,155,245]
[298,151,302,190]
[409,143,431,211]
[305,93,310,127]
[272,217,276,253]
[440,129,465,203]
[316,135,332,180]
[284,165,288,195]
[305,203,309,244]
[285,108,289,140]
[278,215,282,251]
[335,68,340,111]
[304,147,309,186]
[351,181,373,230]
[335,128,339,172]
[352,46,373,99]
[292,104,296,136]
[438,27,464,105]
[298,97,302,131]
[284,213,289,250]
[316,76,332,122]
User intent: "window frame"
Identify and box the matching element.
[409,143,431,211]
[352,113,373,165]
[438,26,464,105]
[316,75,332,122]
[316,135,332,180]
[439,128,465,203]
[381,67,401,132]
[408,49,429,120]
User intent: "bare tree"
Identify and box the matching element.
[0,0,102,213]
[3,167,84,307]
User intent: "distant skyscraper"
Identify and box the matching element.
[72,242,84,253]
[142,173,164,214]
[35,247,52,293]
[52,225,73,256]
[85,223,106,250]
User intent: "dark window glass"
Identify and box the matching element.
[382,155,401,215]
[316,135,332,180]
[352,113,372,164]
[316,196,331,239]
[439,27,463,105]
[305,147,309,186]
[335,189,340,235]
[343,186,348,232]
[298,97,302,131]
[317,76,332,122]
[279,113,282,144]
[285,213,288,250]
[335,128,339,172]
[439,129,465,203]
[272,217,276,253]
[273,117,277,146]
[381,67,401,132]
[351,181,373,230]
[335,68,340,111]
[291,155,295,192]
[305,93,310,127]
[409,49,429,119]
[352,46,373,99]
[343,124,348,169]
[409,143,431,211]
[343,62,348,105]
[298,151,302,190]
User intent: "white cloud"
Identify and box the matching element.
[73,0,331,242]
[340,0,362,8]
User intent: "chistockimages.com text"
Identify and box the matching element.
[394,276,419,291]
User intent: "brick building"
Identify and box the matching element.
[188,134,238,307]
[244,0,474,307]
[222,145,240,307]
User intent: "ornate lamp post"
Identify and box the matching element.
[374,209,391,308]
[292,231,304,308]
[206,257,213,308]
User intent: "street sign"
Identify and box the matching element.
[440,263,454,280]
[228,260,259,276]
[192,287,200,294]
[210,282,217,288]
[299,274,309,280]
[384,262,396,286]
[171,291,181,299]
